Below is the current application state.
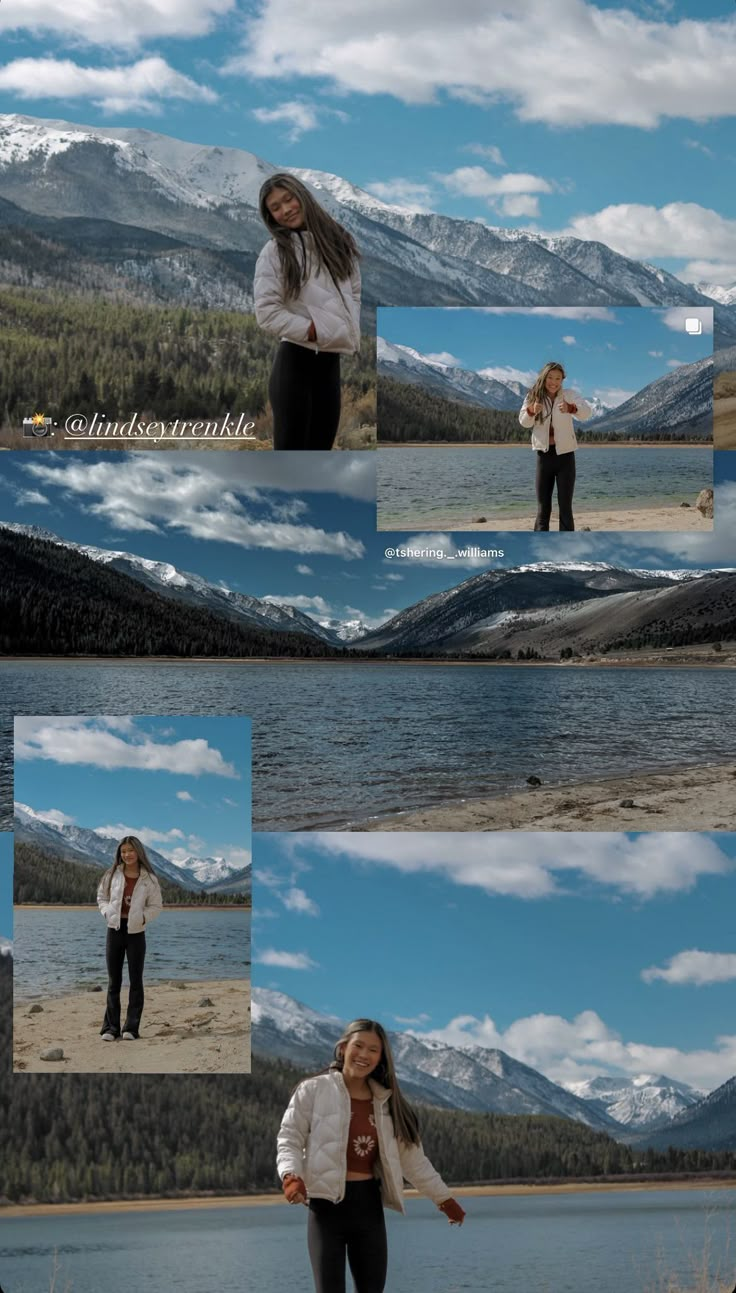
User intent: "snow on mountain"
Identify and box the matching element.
[318,617,371,643]
[377,336,522,411]
[0,939,11,956]
[693,283,736,307]
[253,989,629,1129]
[0,523,343,646]
[587,354,713,439]
[566,1073,703,1129]
[1,115,728,318]
[14,803,248,892]
[630,1076,736,1151]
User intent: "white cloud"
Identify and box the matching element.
[15,717,238,778]
[418,1008,736,1091]
[437,166,552,206]
[23,456,367,560]
[394,1012,431,1024]
[680,261,736,287]
[562,335,576,346]
[560,202,736,263]
[296,564,314,575]
[684,138,715,159]
[236,1,736,129]
[501,194,540,218]
[642,949,736,986]
[308,832,730,900]
[176,791,194,802]
[666,359,686,368]
[0,57,217,113]
[20,805,75,827]
[478,364,536,388]
[0,0,234,46]
[363,179,434,211]
[16,490,49,507]
[658,307,714,335]
[96,823,186,846]
[222,797,239,808]
[463,143,505,165]
[648,350,664,357]
[424,352,462,367]
[385,573,404,582]
[592,387,636,408]
[252,99,346,141]
[480,308,618,322]
[281,887,320,916]
[255,948,317,970]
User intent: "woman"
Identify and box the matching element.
[277,1018,465,1293]
[254,173,361,451]
[519,361,592,531]
[97,836,163,1041]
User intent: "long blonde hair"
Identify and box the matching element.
[98,836,156,900]
[258,172,360,301]
[331,1018,421,1146]
[527,361,566,423]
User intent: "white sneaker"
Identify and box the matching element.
[122,1031,137,1040]
[101,1032,116,1041]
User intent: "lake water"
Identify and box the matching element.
[12,908,250,999]
[376,446,713,528]
[1,1189,735,1293]
[1,662,734,831]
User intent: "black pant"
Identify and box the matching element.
[307,1180,388,1293]
[101,920,146,1037]
[269,341,341,450]
[534,446,576,530]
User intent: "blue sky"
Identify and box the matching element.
[253,830,736,1093]
[1,2,736,282]
[379,307,714,406]
[2,452,736,633]
[14,715,251,866]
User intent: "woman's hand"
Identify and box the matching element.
[282,1174,307,1205]
[438,1198,466,1225]
[526,400,542,416]
[559,399,577,414]
[307,320,317,342]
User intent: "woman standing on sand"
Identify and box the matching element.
[519,361,592,531]
[277,1018,465,1293]
[254,173,362,451]
[97,836,163,1041]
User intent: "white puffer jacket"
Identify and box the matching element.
[277,1070,451,1214]
[254,233,361,355]
[97,869,163,934]
[519,389,592,454]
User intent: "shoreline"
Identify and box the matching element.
[377,441,710,449]
[378,503,712,532]
[359,761,736,832]
[4,1177,736,1217]
[13,977,251,1074]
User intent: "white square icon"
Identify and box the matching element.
[684,317,702,335]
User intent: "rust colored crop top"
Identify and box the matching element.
[346,1098,379,1174]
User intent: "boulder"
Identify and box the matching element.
[695,488,714,519]
[40,1047,64,1062]
[29,1004,43,1014]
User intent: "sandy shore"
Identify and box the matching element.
[4,1177,736,1217]
[13,978,250,1074]
[360,763,736,832]
[381,505,711,532]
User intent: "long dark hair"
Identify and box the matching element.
[331,1019,421,1146]
[258,172,360,300]
[98,835,156,900]
[527,360,566,423]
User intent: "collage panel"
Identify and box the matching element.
[12,715,251,1074]
[376,306,714,533]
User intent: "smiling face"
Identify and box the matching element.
[341,1030,383,1083]
[120,842,140,870]
[265,185,305,230]
[544,367,564,397]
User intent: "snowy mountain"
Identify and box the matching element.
[0,114,729,319]
[0,523,345,646]
[630,1076,736,1151]
[588,355,713,439]
[694,283,736,308]
[566,1073,703,1130]
[14,803,249,893]
[253,989,681,1132]
[355,562,696,653]
[377,337,522,411]
[318,617,372,643]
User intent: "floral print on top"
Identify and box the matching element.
[346,1098,379,1173]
